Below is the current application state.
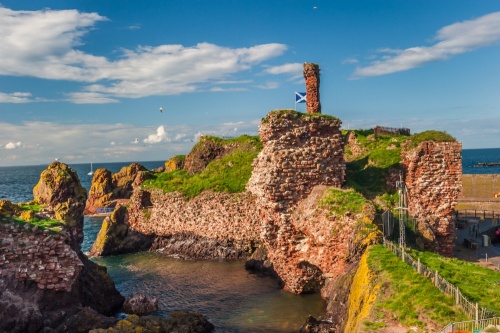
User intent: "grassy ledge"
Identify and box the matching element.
[142,135,262,198]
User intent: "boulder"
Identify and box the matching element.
[89,312,215,333]
[123,293,158,314]
[0,199,21,217]
[89,205,154,256]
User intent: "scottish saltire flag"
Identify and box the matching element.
[295,92,307,103]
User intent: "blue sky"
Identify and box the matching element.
[1,1,500,166]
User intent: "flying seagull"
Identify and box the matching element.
[160,107,163,113]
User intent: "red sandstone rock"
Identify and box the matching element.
[303,63,321,114]
[402,141,462,257]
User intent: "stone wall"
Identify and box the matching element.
[246,110,346,293]
[128,189,261,252]
[402,141,462,257]
[0,223,82,292]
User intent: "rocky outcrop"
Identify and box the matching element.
[303,63,321,114]
[89,205,153,256]
[33,161,87,248]
[123,293,159,314]
[0,162,124,333]
[84,162,148,215]
[402,141,462,257]
[0,199,21,217]
[164,155,185,172]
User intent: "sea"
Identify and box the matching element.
[0,160,325,333]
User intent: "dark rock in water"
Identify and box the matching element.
[123,293,159,314]
[150,232,252,260]
[245,244,281,280]
[89,205,154,256]
[53,307,118,333]
[89,312,215,333]
[300,315,336,333]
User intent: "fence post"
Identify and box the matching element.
[435,270,439,287]
[476,303,479,321]
[417,258,420,274]
[402,248,405,261]
[455,285,459,305]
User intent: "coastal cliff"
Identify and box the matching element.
[0,162,124,333]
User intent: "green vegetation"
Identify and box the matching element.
[367,245,468,329]
[409,248,500,316]
[0,215,64,232]
[262,109,340,123]
[319,188,367,216]
[142,135,262,198]
[406,130,456,149]
[0,201,64,232]
[344,129,406,199]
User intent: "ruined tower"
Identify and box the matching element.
[303,63,321,114]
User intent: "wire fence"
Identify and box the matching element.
[382,239,496,324]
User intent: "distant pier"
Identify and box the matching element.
[474,162,500,167]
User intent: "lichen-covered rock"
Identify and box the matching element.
[84,163,147,214]
[33,161,87,247]
[33,162,87,217]
[164,155,185,172]
[89,205,153,256]
[19,209,35,221]
[0,199,21,217]
[123,293,158,314]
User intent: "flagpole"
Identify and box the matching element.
[294,92,296,111]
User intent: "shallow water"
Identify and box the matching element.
[83,216,326,332]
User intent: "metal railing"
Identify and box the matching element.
[438,317,500,333]
[94,207,114,214]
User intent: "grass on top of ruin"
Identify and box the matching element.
[344,129,405,199]
[408,248,500,316]
[0,201,65,232]
[142,146,259,198]
[366,245,469,330]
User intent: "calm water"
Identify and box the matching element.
[462,148,500,174]
[1,161,326,332]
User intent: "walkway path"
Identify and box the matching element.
[454,217,500,271]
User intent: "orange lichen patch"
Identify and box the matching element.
[344,249,381,333]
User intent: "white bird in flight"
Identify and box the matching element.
[160,107,163,113]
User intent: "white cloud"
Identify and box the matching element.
[342,57,359,65]
[144,125,170,144]
[5,141,22,149]
[255,81,280,90]
[0,92,36,103]
[352,11,500,78]
[264,62,303,80]
[0,7,288,103]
